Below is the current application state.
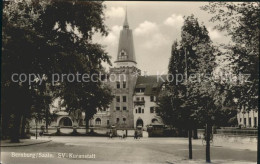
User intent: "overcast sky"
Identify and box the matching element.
[93,1,230,75]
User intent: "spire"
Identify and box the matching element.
[123,6,129,28]
[115,7,136,65]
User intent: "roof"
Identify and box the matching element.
[151,122,164,126]
[115,10,136,64]
[123,8,129,28]
[135,75,167,95]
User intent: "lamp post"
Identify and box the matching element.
[184,46,192,160]
[35,117,38,140]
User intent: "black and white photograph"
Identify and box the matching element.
[0,1,259,164]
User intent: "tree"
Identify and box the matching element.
[202,2,259,161]
[2,0,113,141]
[158,15,221,162]
[157,42,188,137]
[31,82,53,134]
[37,0,114,131]
[201,2,259,112]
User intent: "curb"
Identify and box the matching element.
[0,140,52,147]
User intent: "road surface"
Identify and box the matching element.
[1,136,257,164]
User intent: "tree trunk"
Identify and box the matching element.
[188,128,192,159]
[257,109,260,161]
[206,123,211,163]
[85,113,89,134]
[10,114,21,143]
[36,119,38,139]
[20,115,26,138]
[193,128,198,139]
[45,108,48,133]
[1,113,9,140]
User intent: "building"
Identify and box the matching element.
[89,10,141,129]
[89,12,166,129]
[237,108,258,128]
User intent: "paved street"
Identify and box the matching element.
[1,136,257,164]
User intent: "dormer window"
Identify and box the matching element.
[135,88,145,93]
[119,50,128,60]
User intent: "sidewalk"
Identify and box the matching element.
[1,137,51,147]
[167,159,256,164]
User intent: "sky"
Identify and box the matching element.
[93,1,231,75]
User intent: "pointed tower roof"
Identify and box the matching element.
[123,7,129,28]
[115,8,136,65]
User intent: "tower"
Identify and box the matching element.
[109,9,140,128]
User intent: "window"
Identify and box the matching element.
[150,96,154,102]
[107,120,109,125]
[123,107,127,110]
[136,88,145,93]
[123,81,126,88]
[254,117,257,127]
[138,107,141,113]
[244,118,247,126]
[116,96,120,102]
[136,109,137,113]
[141,97,144,101]
[249,117,252,127]
[119,50,127,60]
[116,81,120,88]
[150,96,156,102]
[150,107,154,113]
[95,118,101,125]
[142,109,144,113]
[116,118,120,123]
[123,118,126,123]
[123,96,127,102]
[116,107,120,111]
[136,97,140,101]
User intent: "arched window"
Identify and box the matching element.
[95,118,101,125]
[152,118,158,123]
[136,119,143,127]
[123,118,126,123]
[59,117,72,127]
[116,118,120,123]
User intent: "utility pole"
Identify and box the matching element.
[44,92,48,133]
[35,119,38,139]
[206,121,211,162]
[44,83,49,133]
[184,47,192,159]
